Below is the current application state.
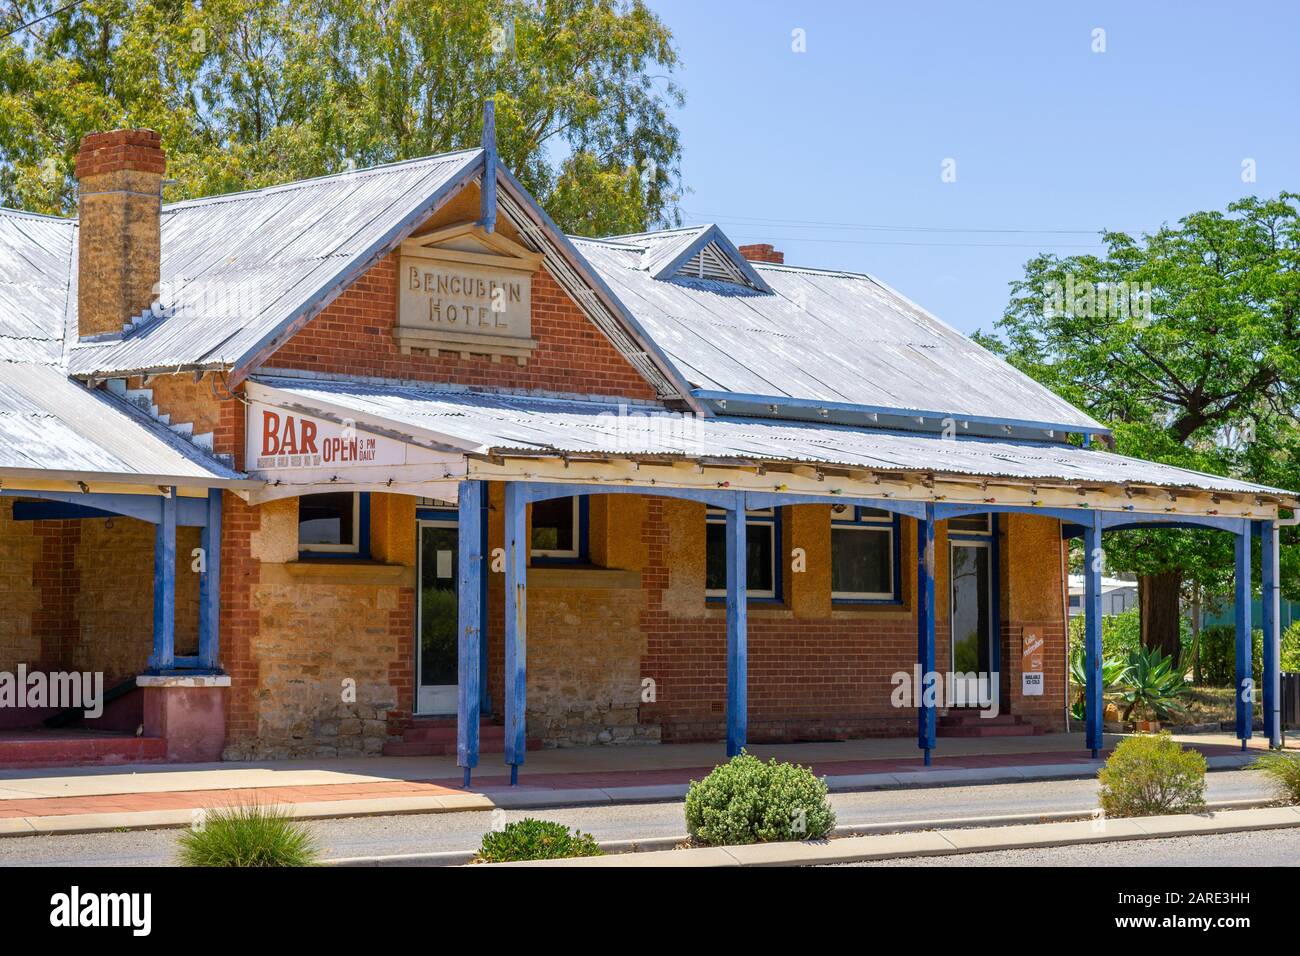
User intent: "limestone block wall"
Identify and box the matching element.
[220,493,416,760]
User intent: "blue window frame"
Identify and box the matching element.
[831,505,901,603]
[530,495,589,564]
[298,491,370,558]
[705,507,781,601]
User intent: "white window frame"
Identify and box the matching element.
[830,505,896,601]
[531,495,581,560]
[705,507,777,600]
[298,492,361,555]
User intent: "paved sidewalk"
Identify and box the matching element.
[0,731,1279,836]
[488,805,1300,867]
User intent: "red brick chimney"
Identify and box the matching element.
[738,243,784,264]
[74,129,166,339]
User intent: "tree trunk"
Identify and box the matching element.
[1140,571,1183,660]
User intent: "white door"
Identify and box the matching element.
[417,520,458,714]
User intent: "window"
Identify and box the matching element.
[705,508,778,600]
[947,513,992,535]
[831,506,898,601]
[298,492,368,556]
[531,496,587,562]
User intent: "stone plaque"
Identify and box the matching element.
[395,223,542,363]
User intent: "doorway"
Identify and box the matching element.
[417,519,458,714]
[949,538,994,707]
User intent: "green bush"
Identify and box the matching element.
[1068,606,1144,662]
[1251,751,1300,804]
[684,752,836,846]
[1197,625,1263,687]
[1282,622,1300,673]
[1114,646,1189,721]
[476,818,603,862]
[1097,732,1207,818]
[177,801,320,867]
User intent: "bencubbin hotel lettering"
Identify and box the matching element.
[395,225,540,363]
[407,266,524,331]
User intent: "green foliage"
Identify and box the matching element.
[476,818,603,862]
[176,801,320,867]
[975,194,1300,601]
[1067,643,1131,720]
[1114,646,1189,721]
[1282,622,1300,672]
[1251,751,1300,804]
[684,752,836,846]
[1197,625,1264,688]
[1097,732,1207,818]
[1068,606,1145,661]
[0,0,684,234]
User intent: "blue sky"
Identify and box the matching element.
[646,0,1299,336]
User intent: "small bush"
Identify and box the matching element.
[1097,732,1206,818]
[1252,751,1300,804]
[177,801,320,867]
[684,752,836,846]
[476,818,603,863]
[1197,625,1263,687]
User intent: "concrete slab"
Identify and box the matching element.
[1130,806,1300,836]
[597,784,688,802]
[722,831,958,867]
[27,809,194,835]
[483,788,613,809]
[491,846,740,867]
[934,817,1149,850]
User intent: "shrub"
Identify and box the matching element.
[1113,646,1189,721]
[684,752,836,846]
[177,801,320,867]
[476,818,603,863]
[1197,625,1263,687]
[1067,645,1130,721]
[1097,732,1206,817]
[1251,751,1300,804]
[1282,622,1300,673]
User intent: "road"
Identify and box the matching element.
[0,769,1278,866]
[844,827,1300,866]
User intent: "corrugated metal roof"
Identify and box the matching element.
[0,208,75,366]
[0,362,245,485]
[67,149,482,378]
[571,232,1103,432]
[251,375,1286,498]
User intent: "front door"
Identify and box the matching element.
[417,520,458,714]
[949,540,993,707]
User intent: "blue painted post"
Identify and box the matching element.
[480,100,497,233]
[478,481,491,716]
[1082,511,1103,758]
[916,505,936,765]
[197,488,222,670]
[151,490,177,672]
[457,482,483,787]
[1261,520,1281,749]
[725,497,748,757]
[1235,527,1253,748]
[503,482,527,784]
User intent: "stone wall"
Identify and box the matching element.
[220,493,416,759]
[0,500,42,671]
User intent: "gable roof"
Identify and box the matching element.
[572,230,1107,440]
[616,223,772,291]
[66,150,483,380]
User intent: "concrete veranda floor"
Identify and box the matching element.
[0,731,1288,827]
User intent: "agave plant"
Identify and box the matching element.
[1114,646,1189,722]
[1068,646,1131,720]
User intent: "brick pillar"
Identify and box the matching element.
[74,129,165,339]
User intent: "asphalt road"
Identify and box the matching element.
[0,769,1279,866]
[846,827,1300,866]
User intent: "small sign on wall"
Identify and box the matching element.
[1021,626,1045,696]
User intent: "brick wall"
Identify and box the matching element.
[477,494,1069,747]
[261,253,658,401]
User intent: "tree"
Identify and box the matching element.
[976,194,1300,661]
[0,0,683,234]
